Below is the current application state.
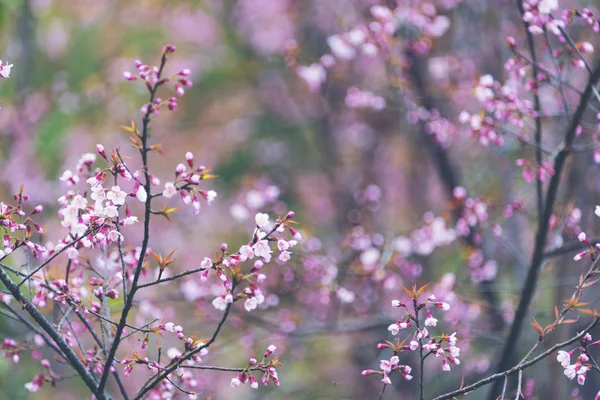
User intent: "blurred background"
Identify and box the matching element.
[0,0,600,399]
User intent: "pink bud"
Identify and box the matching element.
[174,164,185,177]
[505,36,516,48]
[264,344,276,358]
[123,71,136,81]
[168,97,177,111]
[580,42,594,53]
[361,369,376,375]
[185,152,194,167]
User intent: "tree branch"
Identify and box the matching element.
[96,51,169,398]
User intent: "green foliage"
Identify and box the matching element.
[35,109,71,179]
[215,147,254,190]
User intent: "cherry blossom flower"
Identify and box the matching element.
[24,375,44,392]
[345,87,386,111]
[564,365,576,379]
[212,296,228,311]
[278,250,291,262]
[538,0,559,14]
[200,257,212,270]
[0,60,13,78]
[297,63,326,93]
[327,35,356,60]
[206,190,217,204]
[136,186,147,202]
[162,182,177,198]
[255,212,269,228]
[424,311,438,327]
[253,239,272,262]
[107,186,127,206]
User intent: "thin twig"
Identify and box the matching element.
[500,375,508,400]
[544,29,571,118]
[514,369,522,400]
[413,297,424,400]
[378,383,387,400]
[182,365,264,372]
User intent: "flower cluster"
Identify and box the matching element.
[1,338,22,363]
[458,74,535,147]
[363,284,458,387]
[521,0,563,36]
[407,107,457,148]
[231,345,281,389]
[123,45,192,114]
[161,151,218,214]
[515,158,555,183]
[395,212,456,258]
[120,351,163,378]
[556,332,600,386]
[572,231,600,262]
[294,3,458,99]
[362,355,413,384]
[210,211,301,312]
[24,359,59,393]
[0,190,47,260]
[579,7,600,32]
[571,208,600,261]
[452,186,488,239]
[345,87,386,111]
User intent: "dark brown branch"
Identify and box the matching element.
[378,383,387,400]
